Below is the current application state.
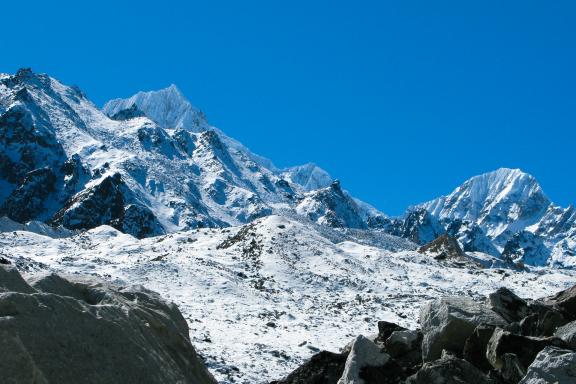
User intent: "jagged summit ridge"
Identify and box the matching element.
[421,168,550,242]
[103,84,209,131]
[412,168,576,266]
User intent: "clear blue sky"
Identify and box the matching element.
[2,1,575,215]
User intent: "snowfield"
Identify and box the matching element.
[1,215,574,383]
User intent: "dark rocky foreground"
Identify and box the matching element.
[272,285,576,384]
[0,265,216,384]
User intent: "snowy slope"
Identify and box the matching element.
[1,216,574,383]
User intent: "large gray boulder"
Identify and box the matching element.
[0,265,216,384]
[337,335,394,384]
[488,287,531,323]
[420,296,507,362]
[519,347,576,384]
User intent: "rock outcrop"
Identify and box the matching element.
[418,234,466,261]
[0,265,216,384]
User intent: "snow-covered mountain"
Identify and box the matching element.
[1,68,575,267]
[0,68,381,237]
[413,168,576,266]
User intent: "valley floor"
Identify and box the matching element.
[1,215,574,383]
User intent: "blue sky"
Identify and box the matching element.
[2,1,575,215]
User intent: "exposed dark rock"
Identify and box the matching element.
[122,203,165,239]
[499,353,527,384]
[173,128,197,155]
[375,321,407,344]
[389,208,445,245]
[0,265,216,384]
[488,287,531,323]
[418,234,466,261]
[1,167,57,222]
[406,355,494,384]
[463,324,498,372]
[385,329,421,358]
[501,231,550,266]
[108,103,146,120]
[443,218,500,256]
[50,173,125,231]
[384,329,423,375]
[517,309,568,337]
[542,284,576,321]
[296,180,366,229]
[270,350,348,384]
[486,328,568,371]
[61,154,90,196]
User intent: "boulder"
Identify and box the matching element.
[554,320,576,348]
[375,321,406,344]
[542,284,576,321]
[271,350,348,384]
[463,324,497,372]
[0,265,216,384]
[385,329,421,358]
[337,335,393,384]
[518,309,568,337]
[420,296,507,362]
[406,355,494,384]
[519,347,576,384]
[488,287,531,323]
[486,328,568,371]
[499,353,527,383]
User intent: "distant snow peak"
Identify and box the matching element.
[282,162,333,191]
[414,167,576,266]
[103,84,208,131]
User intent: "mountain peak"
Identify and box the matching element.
[103,85,207,131]
[420,167,551,245]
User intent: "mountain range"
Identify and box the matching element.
[1,68,575,267]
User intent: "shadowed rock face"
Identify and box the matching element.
[0,265,216,384]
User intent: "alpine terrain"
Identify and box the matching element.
[1,68,576,383]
